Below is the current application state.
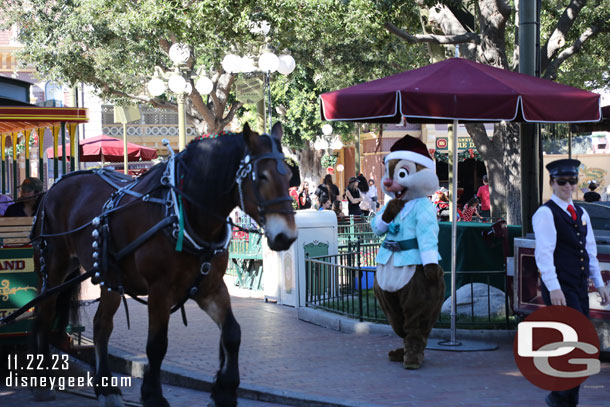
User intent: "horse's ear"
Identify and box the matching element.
[270,122,283,141]
[242,122,258,150]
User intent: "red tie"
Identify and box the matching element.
[567,204,577,221]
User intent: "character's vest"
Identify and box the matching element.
[543,200,589,288]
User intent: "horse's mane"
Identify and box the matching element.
[182,132,247,202]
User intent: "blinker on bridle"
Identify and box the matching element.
[236,133,294,227]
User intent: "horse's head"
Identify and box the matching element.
[237,122,297,251]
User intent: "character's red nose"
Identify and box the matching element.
[383,179,393,188]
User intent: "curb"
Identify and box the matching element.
[76,337,379,407]
[297,306,516,344]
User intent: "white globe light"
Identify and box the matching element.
[168,43,191,66]
[314,138,329,151]
[168,73,187,94]
[258,51,279,73]
[239,56,256,73]
[322,124,333,136]
[195,76,213,95]
[330,138,343,151]
[184,82,193,95]
[336,164,344,172]
[277,54,296,75]
[147,77,166,97]
[222,54,242,74]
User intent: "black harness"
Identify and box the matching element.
[0,134,291,328]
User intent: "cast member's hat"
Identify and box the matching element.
[545,159,580,178]
[385,135,435,169]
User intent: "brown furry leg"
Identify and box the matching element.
[373,279,406,361]
[399,265,445,369]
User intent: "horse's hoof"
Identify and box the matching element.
[31,388,56,401]
[97,393,124,407]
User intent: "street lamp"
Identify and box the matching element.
[221,44,295,134]
[314,124,343,171]
[147,43,213,151]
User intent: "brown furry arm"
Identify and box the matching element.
[381,198,406,223]
[423,263,443,280]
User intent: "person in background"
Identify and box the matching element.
[459,197,482,222]
[0,194,12,216]
[297,181,311,209]
[332,200,345,221]
[476,174,490,219]
[345,176,363,216]
[4,177,43,217]
[532,159,609,407]
[318,196,331,211]
[435,189,450,221]
[583,180,601,202]
[368,179,379,211]
[357,174,372,216]
[315,174,339,204]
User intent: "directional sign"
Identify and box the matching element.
[435,136,476,151]
[235,78,264,104]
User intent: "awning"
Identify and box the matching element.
[0,104,89,134]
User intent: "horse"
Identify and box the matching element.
[29,122,297,407]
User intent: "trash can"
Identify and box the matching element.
[263,210,338,307]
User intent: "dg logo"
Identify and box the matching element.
[513,306,600,391]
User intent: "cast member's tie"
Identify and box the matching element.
[567,204,577,221]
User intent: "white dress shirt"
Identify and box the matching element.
[532,194,604,292]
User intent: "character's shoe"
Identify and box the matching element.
[403,352,423,370]
[388,348,404,362]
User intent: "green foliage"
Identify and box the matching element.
[321,153,337,169]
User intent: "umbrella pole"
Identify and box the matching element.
[427,120,497,352]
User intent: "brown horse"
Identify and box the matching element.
[29,123,297,407]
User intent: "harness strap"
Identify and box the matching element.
[0,268,96,326]
[115,216,177,261]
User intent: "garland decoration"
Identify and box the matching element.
[321,153,338,169]
[434,149,483,163]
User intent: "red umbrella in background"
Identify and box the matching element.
[320,58,601,124]
[320,58,602,351]
[47,134,158,163]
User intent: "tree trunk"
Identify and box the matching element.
[290,144,325,188]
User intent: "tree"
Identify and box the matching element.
[1,0,426,184]
[382,0,610,224]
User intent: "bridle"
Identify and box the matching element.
[235,133,294,228]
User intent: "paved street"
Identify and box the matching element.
[2,283,609,407]
[69,285,609,407]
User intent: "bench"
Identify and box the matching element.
[228,230,264,290]
[0,216,34,247]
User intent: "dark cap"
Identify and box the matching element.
[348,176,358,184]
[19,177,43,193]
[545,159,580,178]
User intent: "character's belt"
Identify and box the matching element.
[382,238,418,252]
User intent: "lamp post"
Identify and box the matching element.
[314,124,343,174]
[147,43,214,151]
[221,41,295,134]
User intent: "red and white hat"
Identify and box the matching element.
[384,135,435,169]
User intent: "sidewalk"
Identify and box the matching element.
[73,284,609,407]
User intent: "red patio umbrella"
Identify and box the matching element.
[320,58,602,351]
[320,58,601,124]
[47,134,158,162]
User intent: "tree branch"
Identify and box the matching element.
[543,24,601,80]
[540,0,587,72]
[384,22,479,45]
[495,0,512,18]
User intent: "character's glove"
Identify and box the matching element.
[423,263,444,280]
[382,199,406,223]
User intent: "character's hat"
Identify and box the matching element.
[545,159,581,178]
[384,135,435,169]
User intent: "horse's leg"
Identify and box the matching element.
[194,281,241,407]
[29,246,72,401]
[140,284,171,407]
[93,292,124,407]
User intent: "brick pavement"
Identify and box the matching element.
[68,286,610,407]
